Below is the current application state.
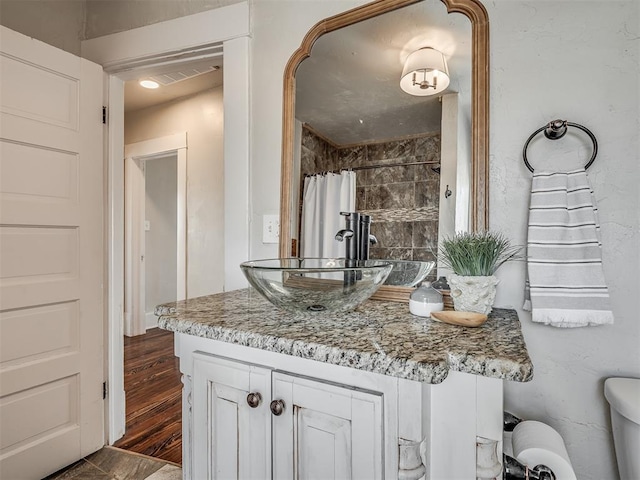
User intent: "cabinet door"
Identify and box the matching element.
[192,352,271,480]
[272,372,384,480]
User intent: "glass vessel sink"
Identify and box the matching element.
[382,260,436,287]
[240,258,393,313]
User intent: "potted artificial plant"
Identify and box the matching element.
[439,231,522,314]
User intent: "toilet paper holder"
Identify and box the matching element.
[504,455,555,480]
[503,412,556,480]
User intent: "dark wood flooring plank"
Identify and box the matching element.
[114,328,182,465]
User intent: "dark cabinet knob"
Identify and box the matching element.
[270,399,285,416]
[246,392,262,408]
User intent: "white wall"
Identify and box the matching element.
[488,2,640,479]
[439,93,459,250]
[84,0,243,39]
[250,1,640,479]
[0,0,84,55]
[145,154,178,312]
[0,0,244,56]
[126,88,225,298]
[249,0,367,261]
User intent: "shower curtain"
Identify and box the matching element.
[300,170,356,259]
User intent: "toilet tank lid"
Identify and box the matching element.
[605,378,640,424]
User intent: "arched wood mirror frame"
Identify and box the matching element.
[279,0,489,300]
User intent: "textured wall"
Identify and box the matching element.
[488,1,640,479]
[0,0,85,55]
[84,0,244,39]
[0,0,243,56]
[249,0,368,262]
[126,88,225,299]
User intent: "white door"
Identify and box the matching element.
[192,352,271,480]
[272,372,384,480]
[0,26,104,479]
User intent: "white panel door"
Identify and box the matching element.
[0,26,104,479]
[192,352,271,480]
[272,372,384,480]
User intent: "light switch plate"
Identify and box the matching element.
[262,215,280,244]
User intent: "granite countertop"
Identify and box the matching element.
[156,288,533,384]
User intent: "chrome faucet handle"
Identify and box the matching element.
[335,229,354,242]
[340,211,360,222]
[339,212,362,261]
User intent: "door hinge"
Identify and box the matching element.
[102,106,107,124]
[103,381,108,399]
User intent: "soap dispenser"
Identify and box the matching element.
[431,276,450,291]
[409,281,444,318]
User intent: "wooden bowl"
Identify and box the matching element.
[430,310,488,328]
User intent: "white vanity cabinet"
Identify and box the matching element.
[159,291,532,479]
[191,352,271,479]
[271,371,384,480]
[176,331,506,480]
[190,351,384,480]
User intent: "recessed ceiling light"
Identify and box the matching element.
[139,79,160,89]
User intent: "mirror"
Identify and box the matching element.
[280,0,489,301]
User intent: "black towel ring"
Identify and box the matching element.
[522,119,598,173]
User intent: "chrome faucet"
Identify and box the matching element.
[358,214,378,261]
[335,212,378,261]
[335,212,359,261]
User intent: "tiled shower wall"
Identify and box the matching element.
[300,126,441,266]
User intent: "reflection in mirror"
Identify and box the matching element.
[280,0,489,299]
[295,0,470,283]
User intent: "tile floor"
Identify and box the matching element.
[43,446,182,480]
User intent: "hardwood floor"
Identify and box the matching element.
[114,328,182,465]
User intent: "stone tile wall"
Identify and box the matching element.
[300,126,441,268]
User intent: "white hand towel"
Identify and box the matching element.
[523,168,614,327]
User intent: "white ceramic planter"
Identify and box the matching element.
[448,275,499,314]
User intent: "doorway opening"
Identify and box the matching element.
[124,134,187,337]
[80,1,251,449]
[143,153,179,327]
[120,136,188,463]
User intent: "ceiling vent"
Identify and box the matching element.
[148,65,220,86]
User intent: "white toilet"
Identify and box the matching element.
[604,377,640,480]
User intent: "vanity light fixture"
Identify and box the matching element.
[139,79,160,89]
[400,47,450,96]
